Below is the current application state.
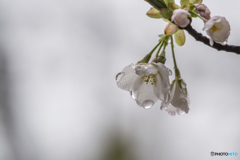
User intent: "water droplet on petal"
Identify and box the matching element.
[177,108,185,115]
[116,72,125,82]
[168,111,176,116]
[123,78,126,82]
[180,89,186,94]
[168,68,172,76]
[130,63,134,67]
[181,80,187,88]
[179,98,188,110]
[142,100,154,109]
[130,91,136,100]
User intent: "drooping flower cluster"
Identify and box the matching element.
[116,61,190,116]
[116,0,233,116]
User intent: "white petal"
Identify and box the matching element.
[132,77,158,109]
[152,63,171,101]
[164,104,177,116]
[170,80,190,113]
[145,64,158,75]
[135,65,148,76]
[211,16,222,23]
[209,38,214,46]
[203,20,214,31]
[116,64,138,91]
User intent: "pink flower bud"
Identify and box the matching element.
[171,9,190,28]
[195,4,211,20]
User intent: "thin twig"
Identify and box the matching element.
[184,24,240,54]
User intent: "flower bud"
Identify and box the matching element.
[146,8,162,19]
[164,23,178,36]
[171,9,190,28]
[195,4,211,20]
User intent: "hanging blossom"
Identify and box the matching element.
[116,63,171,109]
[161,79,190,116]
[203,16,230,46]
[171,9,190,28]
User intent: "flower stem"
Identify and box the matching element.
[189,11,205,21]
[170,36,181,78]
[138,42,161,63]
[155,39,164,59]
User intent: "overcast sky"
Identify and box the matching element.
[0,0,239,160]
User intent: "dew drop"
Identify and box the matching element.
[130,63,134,67]
[180,89,186,94]
[168,68,172,76]
[181,80,187,88]
[123,78,126,82]
[115,72,125,82]
[177,108,185,115]
[168,111,176,116]
[179,98,187,109]
[142,100,154,109]
[130,91,136,100]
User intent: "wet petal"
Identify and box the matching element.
[116,64,138,91]
[203,20,214,31]
[164,104,177,116]
[170,80,190,113]
[132,77,158,109]
[152,63,171,101]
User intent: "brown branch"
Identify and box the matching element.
[184,24,240,54]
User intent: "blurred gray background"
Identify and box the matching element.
[0,0,239,160]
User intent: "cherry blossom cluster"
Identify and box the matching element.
[116,0,231,116]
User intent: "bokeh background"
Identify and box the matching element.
[0,0,239,160]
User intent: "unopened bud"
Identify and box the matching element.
[171,9,190,28]
[195,4,211,20]
[164,23,178,35]
[146,8,162,19]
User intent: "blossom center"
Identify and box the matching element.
[211,25,220,32]
[142,74,156,85]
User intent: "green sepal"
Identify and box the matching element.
[160,8,173,20]
[168,2,181,10]
[189,4,197,17]
[146,7,162,19]
[158,55,166,64]
[145,0,167,10]
[163,0,175,7]
[176,78,188,94]
[158,34,165,38]
[170,80,176,90]
[180,0,190,8]
[174,30,186,46]
[189,0,202,4]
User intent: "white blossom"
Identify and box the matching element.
[171,9,190,28]
[116,63,171,109]
[203,16,230,46]
[161,79,190,116]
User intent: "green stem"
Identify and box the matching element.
[170,36,181,78]
[189,11,205,21]
[155,39,164,60]
[138,42,161,63]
